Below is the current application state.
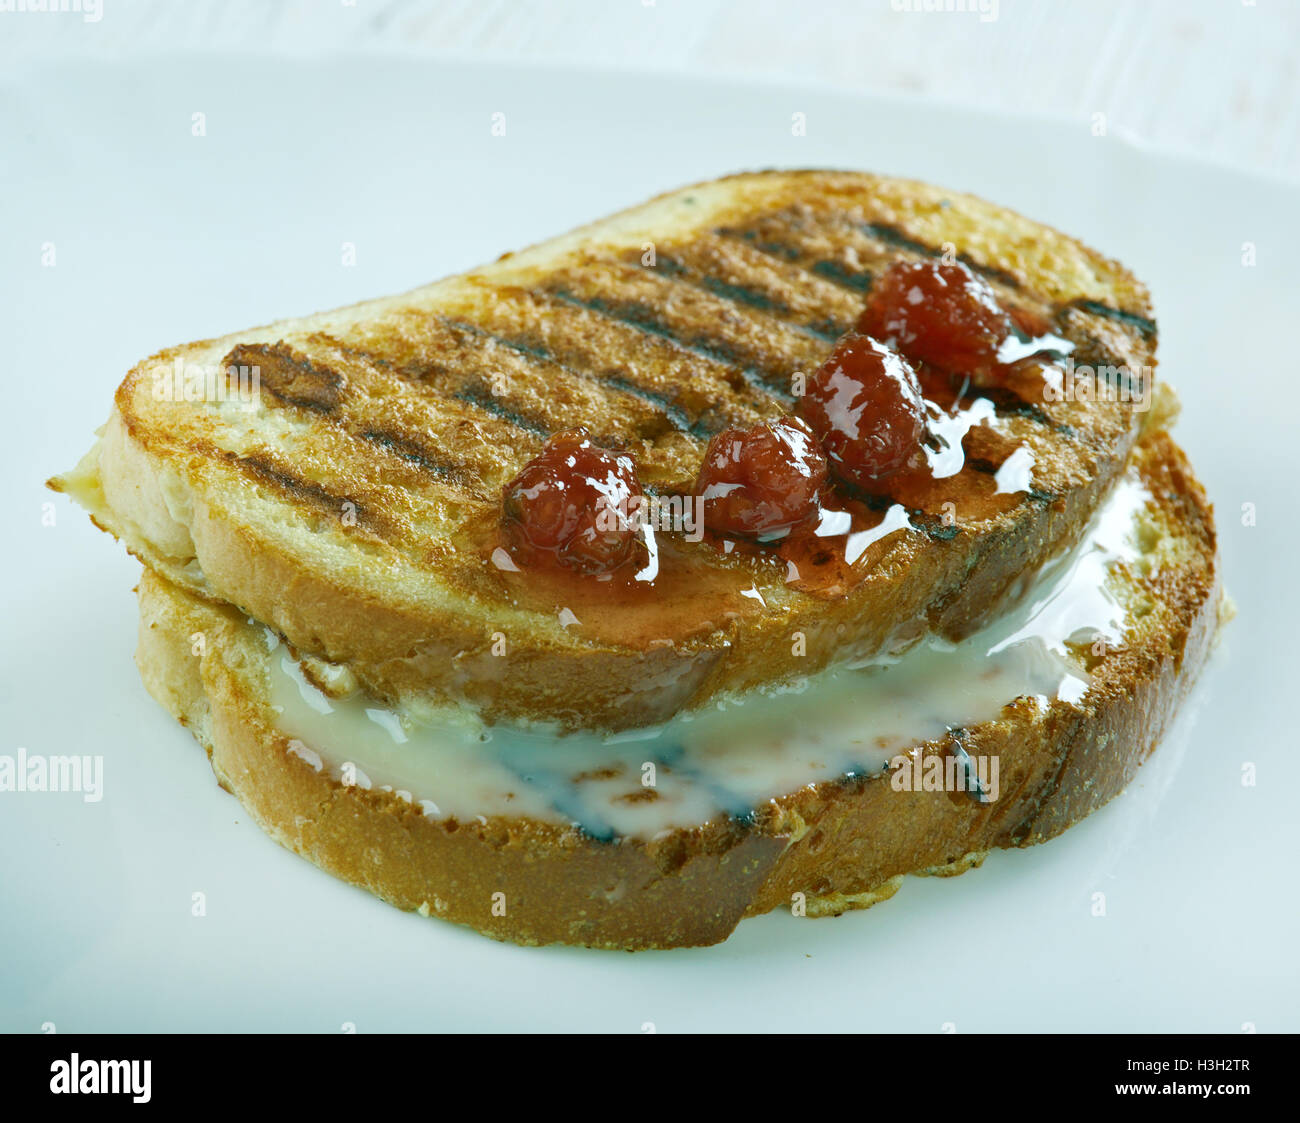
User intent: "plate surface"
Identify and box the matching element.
[1,54,1294,1033]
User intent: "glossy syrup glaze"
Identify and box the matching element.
[478,316,1073,645]
[266,472,1148,841]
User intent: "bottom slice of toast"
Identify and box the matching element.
[132,428,1222,950]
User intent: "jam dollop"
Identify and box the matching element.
[501,427,644,574]
[858,259,1010,376]
[797,332,927,489]
[694,416,828,539]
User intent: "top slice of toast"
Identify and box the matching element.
[55,170,1158,730]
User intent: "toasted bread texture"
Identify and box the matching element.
[134,427,1219,950]
[57,170,1159,731]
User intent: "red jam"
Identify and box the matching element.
[496,253,1065,602]
[501,427,644,574]
[694,416,828,539]
[796,332,928,489]
[858,259,1010,376]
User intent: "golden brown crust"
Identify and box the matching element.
[134,428,1219,950]
[69,170,1158,731]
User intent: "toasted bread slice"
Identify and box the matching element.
[58,170,1158,730]
[133,427,1220,950]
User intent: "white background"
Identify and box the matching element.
[3,0,1298,182]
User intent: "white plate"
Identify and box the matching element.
[2,54,1294,1033]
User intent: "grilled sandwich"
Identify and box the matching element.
[51,170,1221,949]
[133,426,1218,948]
[57,170,1158,731]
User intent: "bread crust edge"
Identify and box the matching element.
[132,429,1222,950]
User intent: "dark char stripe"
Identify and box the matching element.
[1064,298,1158,340]
[225,341,343,413]
[811,259,873,292]
[546,287,795,404]
[862,222,1024,290]
[649,254,847,344]
[861,221,934,257]
[601,374,697,435]
[445,315,700,437]
[914,518,962,541]
[230,452,362,521]
[654,255,790,315]
[358,430,465,479]
[324,326,555,440]
[715,224,876,294]
[714,226,804,261]
[439,317,555,367]
[720,216,1025,295]
[978,387,1076,437]
[452,384,551,437]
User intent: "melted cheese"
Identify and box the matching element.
[266,479,1150,840]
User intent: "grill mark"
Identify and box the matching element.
[334,295,774,453]
[860,222,1025,291]
[548,261,1066,444]
[810,259,873,292]
[861,221,934,257]
[1052,341,1149,400]
[715,224,878,296]
[601,374,696,435]
[321,330,563,442]
[306,335,398,372]
[914,518,963,541]
[546,287,796,404]
[957,253,1023,291]
[318,271,1071,484]
[648,253,848,345]
[651,255,688,278]
[225,341,343,413]
[512,289,789,435]
[438,318,554,368]
[214,338,495,502]
[977,387,1075,437]
[452,384,551,437]
[505,299,768,439]
[128,183,1156,647]
[442,316,700,438]
[721,212,1026,295]
[358,429,466,481]
[235,217,1107,525]
[655,256,790,315]
[1063,298,1158,340]
[229,451,365,523]
[796,319,843,343]
[714,225,804,261]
